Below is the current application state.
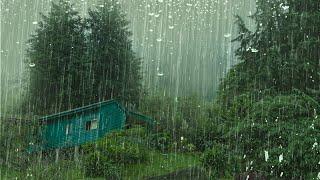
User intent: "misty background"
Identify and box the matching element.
[0,0,255,112]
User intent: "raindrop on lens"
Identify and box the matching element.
[29,63,36,67]
[224,33,231,38]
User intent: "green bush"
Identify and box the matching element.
[184,118,225,152]
[149,132,172,152]
[82,129,149,164]
[84,152,120,179]
[139,94,220,152]
[201,143,229,178]
[223,92,320,178]
[27,160,83,179]
[104,140,148,164]
[0,116,41,170]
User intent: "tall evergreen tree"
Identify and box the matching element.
[85,1,142,107]
[213,0,320,178]
[218,0,320,106]
[26,1,87,114]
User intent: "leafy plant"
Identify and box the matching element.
[84,152,120,179]
[149,132,172,152]
[222,93,320,178]
[201,143,229,178]
[82,128,149,164]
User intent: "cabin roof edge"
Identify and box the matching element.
[40,99,118,121]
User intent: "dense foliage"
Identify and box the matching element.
[139,95,223,152]
[82,127,149,165]
[84,152,120,179]
[0,117,40,169]
[212,0,320,178]
[86,2,142,106]
[2,0,319,179]
[25,0,141,115]
[25,1,87,114]
[201,143,229,178]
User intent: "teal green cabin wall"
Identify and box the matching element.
[42,101,126,149]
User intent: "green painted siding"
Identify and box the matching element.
[41,101,126,150]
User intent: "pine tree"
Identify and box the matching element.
[218,0,320,107]
[85,1,142,106]
[26,1,87,114]
[233,0,320,93]
[214,1,320,178]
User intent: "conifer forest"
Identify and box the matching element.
[1,0,319,179]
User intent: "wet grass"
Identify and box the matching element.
[0,165,21,179]
[0,151,200,180]
[120,151,200,179]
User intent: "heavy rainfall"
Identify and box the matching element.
[0,0,319,179]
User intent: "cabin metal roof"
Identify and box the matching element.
[40,99,121,121]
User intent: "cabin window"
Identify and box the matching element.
[85,119,98,131]
[66,124,72,135]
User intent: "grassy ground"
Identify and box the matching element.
[0,166,21,179]
[120,151,200,179]
[0,151,200,180]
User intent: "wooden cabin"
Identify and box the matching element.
[36,100,154,151]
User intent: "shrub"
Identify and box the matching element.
[139,94,221,152]
[28,160,83,179]
[0,116,41,170]
[201,143,229,178]
[84,152,120,179]
[149,132,172,152]
[223,92,320,179]
[104,140,148,164]
[82,129,149,164]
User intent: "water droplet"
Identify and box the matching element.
[280,4,289,12]
[251,48,259,53]
[279,153,283,163]
[157,72,164,76]
[32,21,38,25]
[312,142,318,150]
[168,26,174,29]
[264,150,269,162]
[156,38,162,42]
[224,33,231,38]
[29,63,36,68]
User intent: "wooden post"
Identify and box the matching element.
[55,148,59,163]
[74,146,79,164]
[38,150,43,164]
